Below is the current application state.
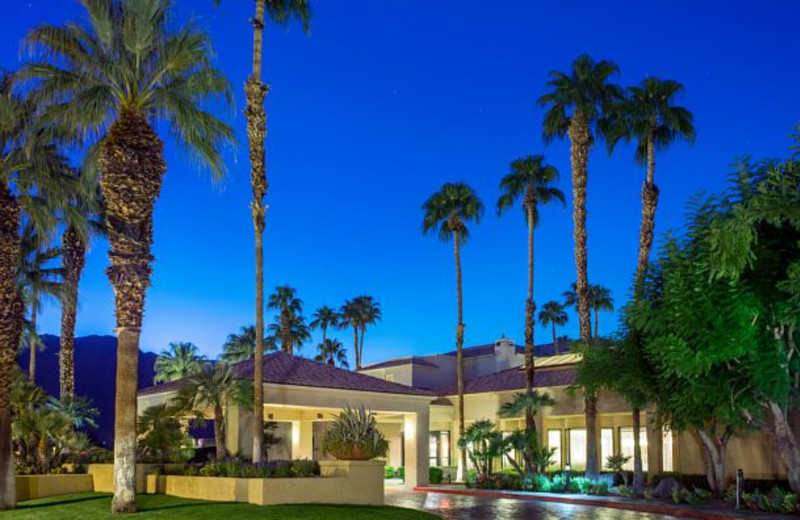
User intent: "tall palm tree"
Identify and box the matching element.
[538,301,568,354]
[267,285,304,356]
[539,54,622,479]
[267,310,310,355]
[59,173,104,399]
[172,363,253,461]
[354,295,381,370]
[315,338,349,368]
[0,71,74,510]
[496,154,564,445]
[18,222,64,382]
[309,305,339,345]
[588,285,614,339]
[22,1,235,511]
[153,342,206,383]
[422,181,484,479]
[220,325,274,363]
[339,299,363,369]
[212,0,310,466]
[606,78,695,297]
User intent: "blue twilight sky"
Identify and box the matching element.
[3,1,800,364]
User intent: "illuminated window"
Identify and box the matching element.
[601,428,614,469]
[547,429,562,469]
[428,431,451,467]
[620,427,648,471]
[663,429,674,472]
[568,429,587,470]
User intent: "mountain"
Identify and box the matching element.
[16,334,158,448]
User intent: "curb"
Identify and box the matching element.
[412,486,753,520]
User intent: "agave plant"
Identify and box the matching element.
[321,406,388,460]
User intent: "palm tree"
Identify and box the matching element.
[606,78,695,297]
[267,285,304,356]
[538,301,568,354]
[172,363,254,461]
[499,391,557,473]
[154,342,206,383]
[212,0,310,466]
[310,305,339,345]
[354,295,381,370]
[0,70,74,510]
[422,181,484,479]
[220,325,274,363]
[589,285,614,339]
[59,173,104,399]
[315,338,349,368]
[267,311,310,354]
[339,299,363,369]
[496,155,564,443]
[538,54,622,479]
[18,222,64,382]
[22,1,235,511]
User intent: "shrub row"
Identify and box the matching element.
[151,459,319,478]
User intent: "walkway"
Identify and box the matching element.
[385,487,777,520]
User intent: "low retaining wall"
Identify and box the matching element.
[86,463,153,493]
[148,460,384,506]
[15,474,94,502]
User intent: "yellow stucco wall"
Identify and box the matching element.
[87,463,151,493]
[15,474,94,502]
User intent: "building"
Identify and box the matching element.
[137,336,786,487]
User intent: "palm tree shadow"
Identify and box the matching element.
[19,493,110,509]
[139,501,233,513]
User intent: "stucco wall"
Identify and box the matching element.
[15,474,93,502]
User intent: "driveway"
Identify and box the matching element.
[386,488,679,520]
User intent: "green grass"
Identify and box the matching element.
[10,493,439,519]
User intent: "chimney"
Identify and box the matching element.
[494,335,516,370]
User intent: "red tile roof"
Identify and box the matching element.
[437,366,576,396]
[139,352,435,397]
[360,356,439,371]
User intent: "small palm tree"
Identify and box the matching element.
[267,286,304,356]
[496,154,564,442]
[498,391,556,473]
[354,295,381,370]
[220,325,274,363]
[154,342,206,383]
[172,363,253,461]
[422,181,484,477]
[22,0,235,510]
[538,301,568,353]
[18,222,64,382]
[606,78,695,297]
[267,311,310,354]
[310,306,340,345]
[212,0,311,466]
[315,338,349,369]
[589,285,614,339]
[339,299,363,369]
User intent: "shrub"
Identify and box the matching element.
[651,472,709,491]
[605,453,631,486]
[291,459,316,478]
[550,474,566,492]
[491,473,519,490]
[395,466,405,480]
[429,466,444,484]
[321,406,388,460]
[464,468,477,488]
[384,465,395,479]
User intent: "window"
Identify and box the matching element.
[601,428,614,469]
[568,429,587,470]
[620,427,648,471]
[663,429,674,472]
[429,431,451,467]
[547,429,562,469]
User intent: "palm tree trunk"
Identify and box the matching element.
[214,406,228,461]
[551,323,558,354]
[454,230,467,478]
[524,202,536,471]
[100,108,165,514]
[28,303,37,381]
[353,326,360,370]
[359,324,366,370]
[280,310,290,355]
[569,112,599,479]
[632,407,643,488]
[247,0,269,464]
[0,181,22,510]
[635,126,659,297]
[59,226,85,399]
[593,308,599,339]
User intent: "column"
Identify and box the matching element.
[403,407,430,488]
[291,420,314,460]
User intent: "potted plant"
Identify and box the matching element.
[321,406,389,460]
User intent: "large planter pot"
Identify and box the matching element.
[334,446,372,461]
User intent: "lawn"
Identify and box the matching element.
[10,493,439,519]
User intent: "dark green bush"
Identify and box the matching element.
[291,459,316,478]
[395,466,405,480]
[384,465,395,479]
[429,466,444,484]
